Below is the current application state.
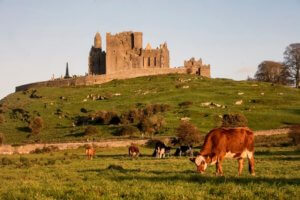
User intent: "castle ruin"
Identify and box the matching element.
[88,31,169,75]
[184,57,210,77]
[16,31,211,92]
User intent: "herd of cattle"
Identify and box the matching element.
[86,127,256,176]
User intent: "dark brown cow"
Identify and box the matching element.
[190,127,255,176]
[128,144,140,158]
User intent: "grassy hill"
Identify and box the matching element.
[0,74,300,144]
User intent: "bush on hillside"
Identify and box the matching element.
[29,117,44,135]
[176,121,201,146]
[288,126,300,148]
[0,114,4,124]
[74,116,90,126]
[0,132,4,145]
[221,113,248,127]
[84,126,99,136]
[1,157,13,166]
[138,115,165,135]
[178,101,193,108]
[115,125,140,136]
[31,146,59,154]
[90,111,120,125]
[122,108,142,124]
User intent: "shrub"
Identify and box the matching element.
[107,111,121,125]
[176,121,201,145]
[0,114,4,124]
[1,157,13,166]
[107,164,124,171]
[90,111,120,125]
[288,126,300,147]
[74,116,90,126]
[178,101,193,107]
[127,108,143,123]
[84,126,99,136]
[29,116,44,134]
[115,125,140,136]
[31,146,59,154]
[89,111,107,124]
[19,156,31,167]
[138,115,165,134]
[186,67,193,74]
[221,113,248,127]
[0,132,4,145]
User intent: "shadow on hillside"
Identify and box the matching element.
[282,109,300,116]
[112,174,300,186]
[16,126,31,133]
[65,132,85,137]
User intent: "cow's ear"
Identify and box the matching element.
[190,158,196,163]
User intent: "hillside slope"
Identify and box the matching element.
[0,74,299,144]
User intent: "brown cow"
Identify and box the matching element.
[85,145,96,160]
[128,144,140,158]
[190,127,255,176]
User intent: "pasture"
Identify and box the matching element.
[1,74,300,144]
[0,136,299,200]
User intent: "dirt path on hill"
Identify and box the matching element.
[0,128,292,155]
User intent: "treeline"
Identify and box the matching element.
[251,43,300,88]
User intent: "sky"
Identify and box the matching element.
[0,0,299,99]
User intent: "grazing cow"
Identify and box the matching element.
[85,145,95,160]
[128,144,140,158]
[190,127,255,176]
[152,141,170,158]
[174,145,193,157]
[165,146,172,157]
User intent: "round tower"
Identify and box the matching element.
[94,32,102,49]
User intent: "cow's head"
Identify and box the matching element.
[190,155,207,173]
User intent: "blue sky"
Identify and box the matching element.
[0,0,299,99]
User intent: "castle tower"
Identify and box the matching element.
[94,32,102,49]
[64,62,70,79]
[88,32,106,75]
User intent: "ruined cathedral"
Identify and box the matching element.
[88,31,169,75]
[16,30,211,92]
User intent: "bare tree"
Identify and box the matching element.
[284,43,300,88]
[254,61,288,84]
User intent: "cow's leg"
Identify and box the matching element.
[238,158,244,176]
[248,154,255,176]
[216,156,224,176]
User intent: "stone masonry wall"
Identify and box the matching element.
[16,68,187,92]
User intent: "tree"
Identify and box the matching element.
[29,117,44,135]
[176,121,201,146]
[284,43,300,88]
[254,61,288,84]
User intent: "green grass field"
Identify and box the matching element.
[0,135,299,200]
[1,74,300,144]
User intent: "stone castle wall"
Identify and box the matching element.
[16,68,187,92]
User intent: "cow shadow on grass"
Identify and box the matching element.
[94,154,154,159]
[255,150,300,156]
[77,166,300,186]
[112,173,300,186]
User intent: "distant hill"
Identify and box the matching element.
[0,74,299,144]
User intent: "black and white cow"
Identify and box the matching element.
[152,141,171,158]
[174,145,193,157]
